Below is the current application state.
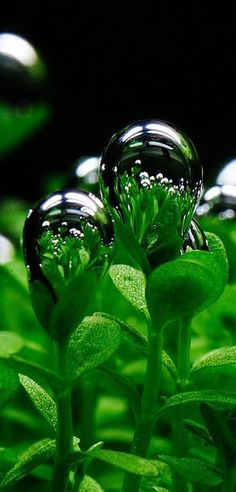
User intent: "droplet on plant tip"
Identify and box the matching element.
[100,120,203,255]
[182,218,208,253]
[65,155,101,195]
[22,189,115,302]
[0,32,50,156]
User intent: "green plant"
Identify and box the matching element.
[0,119,235,492]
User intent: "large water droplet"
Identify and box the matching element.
[23,189,115,302]
[0,32,50,157]
[182,218,208,253]
[100,120,202,258]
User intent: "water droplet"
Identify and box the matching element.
[22,189,115,302]
[196,184,236,220]
[0,32,50,156]
[100,120,202,256]
[182,218,208,253]
[65,155,101,195]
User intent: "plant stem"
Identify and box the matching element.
[122,327,163,492]
[172,317,191,492]
[221,462,236,492]
[51,340,73,492]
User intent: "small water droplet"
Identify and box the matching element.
[196,184,236,220]
[182,218,208,252]
[100,119,202,257]
[22,189,115,302]
[0,32,50,157]
[65,155,101,195]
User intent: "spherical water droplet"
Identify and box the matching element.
[0,32,50,156]
[23,189,115,302]
[100,120,202,257]
[182,218,208,253]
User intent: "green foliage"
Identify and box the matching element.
[109,264,149,317]
[0,179,235,492]
[157,455,222,486]
[0,439,56,490]
[19,375,57,431]
[146,233,228,328]
[68,314,122,379]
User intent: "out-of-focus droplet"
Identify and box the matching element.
[100,119,202,261]
[0,234,15,264]
[22,190,115,338]
[66,155,101,194]
[216,158,236,187]
[196,185,236,220]
[0,32,50,156]
[182,218,208,253]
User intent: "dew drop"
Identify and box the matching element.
[22,189,115,302]
[0,32,50,156]
[100,119,203,256]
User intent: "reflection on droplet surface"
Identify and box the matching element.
[22,189,115,302]
[66,155,101,194]
[182,218,208,253]
[0,32,50,156]
[100,119,202,258]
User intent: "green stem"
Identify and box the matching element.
[51,340,73,492]
[172,317,191,492]
[221,466,236,492]
[122,327,163,492]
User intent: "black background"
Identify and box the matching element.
[0,1,236,201]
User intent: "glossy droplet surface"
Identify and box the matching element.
[0,32,50,156]
[23,190,115,301]
[182,218,208,253]
[100,120,202,255]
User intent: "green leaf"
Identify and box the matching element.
[200,402,236,454]
[0,360,19,409]
[87,366,141,414]
[191,365,236,391]
[156,390,236,420]
[192,345,236,372]
[80,475,105,492]
[183,419,213,444]
[113,218,151,275]
[0,439,55,490]
[95,312,176,377]
[88,449,159,476]
[68,314,121,379]
[146,233,228,328]
[19,374,57,431]
[109,264,149,317]
[158,455,222,486]
[0,332,24,358]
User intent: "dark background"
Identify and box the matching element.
[0,1,236,202]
